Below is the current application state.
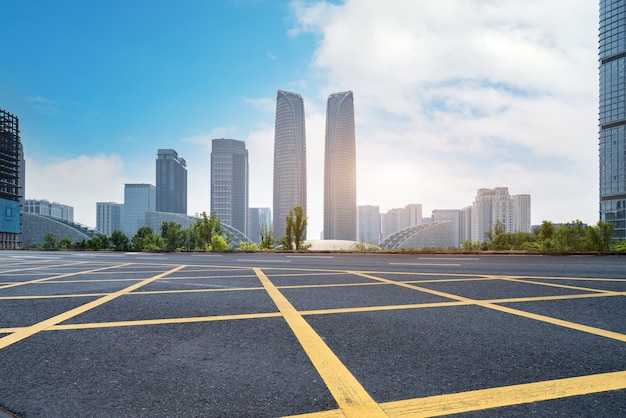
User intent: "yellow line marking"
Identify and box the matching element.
[254,267,387,418]
[0,264,185,350]
[380,370,626,417]
[283,370,626,417]
[0,262,133,290]
[351,271,626,343]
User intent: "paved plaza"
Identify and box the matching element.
[0,251,625,417]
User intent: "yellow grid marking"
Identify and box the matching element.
[254,267,387,418]
[2,262,626,416]
[351,271,626,343]
[0,262,132,291]
[0,264,185,350]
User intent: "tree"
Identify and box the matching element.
[43,232,58,250]
[259,224,274,250]
[59,237,73,249]
[281,205,308,251]
[132,226,156,251]
[210,234,228,251]
[110,230,130,251]
[195,212,222,249]
[161,221,183,251]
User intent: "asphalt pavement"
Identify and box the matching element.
[0,251,625,417]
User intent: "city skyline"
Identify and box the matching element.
[1,1,598,237]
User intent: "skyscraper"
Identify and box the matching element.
[211,139,248,236]
[156,149,187,214]
[357,205,381,244]
[0,109,22,249]
[324,91,356,240]
[599,0,626,239]
[123,183,155,238]
[273,90,307,238]
[96,202,124,236]
[471,187,530,243]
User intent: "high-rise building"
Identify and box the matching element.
[96,202,124,236]
[460,206,472,243]
[247,207,272,244]
[512,194,531,233]
[23,199,73,222]
[599,0,626,239]
[381,204,423,240]
[324,91,357,240]
[211,139,248,236]
[273,90,307,238]
[123,183,155,238]
[471,187,530,243]
[431,209,461,248]
[0,109,22,249]
[156,149,187,214]
[357,205,381,244]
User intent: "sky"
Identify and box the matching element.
[1,0,598,238]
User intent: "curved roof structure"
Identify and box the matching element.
[379,221,453,250]
[21,212,98,246]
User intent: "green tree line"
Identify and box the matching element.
[36,206,310,252]
[462,220,625,252]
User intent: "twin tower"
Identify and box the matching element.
[273,90,356,240]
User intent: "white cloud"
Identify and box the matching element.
[25,155,126,227]
[291,0,598,225]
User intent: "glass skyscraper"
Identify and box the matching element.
[324,91,356,240]
[123,183,156,238]
[156,149,187,214]
[273,90,307,238]
[600,0,626,239]
[211,138,248,236]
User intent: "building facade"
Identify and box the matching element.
[357,205,381,244]
[599,0,626,239]
[471,187,531,243]
[211,139,248,236]
[248,207,271,244]
[0,109,22,249]
[96,202,124,236]
[512,194,532,234]
[324,91,357,240]
[23,199,74,222]
[156,149,187,214]
[431,209,461,248]
[381,204,423,240]
[123,183,155,238]
[273,90,307,238]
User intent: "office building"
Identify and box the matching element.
[357,205,381,244]
[248,207,272,243]
[273,90,307,238]
[156,149,187,214]
[23,199,73,222]
[123,183,155,238]
[324,91,357,240]
[0,109,21,248]
[599,0,626,239]
[211,139,248,235]
[96,202,124,236]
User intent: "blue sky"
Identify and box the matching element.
[2,1,598,237]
